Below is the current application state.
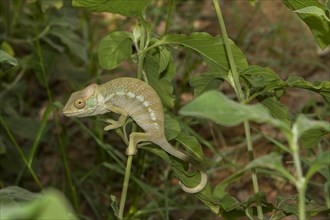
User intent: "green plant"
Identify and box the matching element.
[1,0,329,219]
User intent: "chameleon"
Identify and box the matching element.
[63,77,207,193]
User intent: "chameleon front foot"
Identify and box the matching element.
[104,106,128,131]
[104,119,122,131]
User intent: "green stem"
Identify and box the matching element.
[118,155,133,220]
[297,177,306,220]
[164,0,175,35]
[290,134,306,220]
[212,1,264,219]
[0,116,43,189]
[137,15,146,81]
[28,104,53,166]
[118,15,148,219]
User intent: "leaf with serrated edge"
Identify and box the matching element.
[72,0,151,17]
[154,33,248,74]
[179,90,289,132]
[190,72,225,97]
[98,32,133,70]
[145,50,175,108]
[283,0,330,49]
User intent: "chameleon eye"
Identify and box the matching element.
[74,99,85,109]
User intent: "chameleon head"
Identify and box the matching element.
[63,84,100,118]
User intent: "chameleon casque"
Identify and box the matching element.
[63,77,207,193]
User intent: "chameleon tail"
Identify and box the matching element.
[154,139,208,193]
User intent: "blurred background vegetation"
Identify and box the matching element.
[0,0,329,219]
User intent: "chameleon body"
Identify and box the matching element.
[63,77,207,193]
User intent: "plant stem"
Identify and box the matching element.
[118,155,133,220]
[164,0,175,35]
[212,0,264,219]
[0,115,43,189]
[297,180,306,220]
[290,131,306,220]
[137,15,146,81]
[118,15,148,219]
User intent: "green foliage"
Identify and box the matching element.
[72,0,151,16]
[283,0,330,49]
[144,47,176,108]
[190,72,224,97]
[98,31,133,70]
[0,50,18,66]
[154,33,248,73]
[0,186,78,220]
[1,0,329,219]
[286,75,330,102]
[180,91,288,131]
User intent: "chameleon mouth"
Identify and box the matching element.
[62,110,76,117]
[62,108,97,118]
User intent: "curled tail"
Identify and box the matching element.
[154,138,208,193]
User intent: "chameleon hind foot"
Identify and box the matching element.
[126,132,151,156]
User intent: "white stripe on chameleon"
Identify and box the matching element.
[116,91,125,96]
[127,92,135,98]
[111,90,158,123]
[136,95,144,102]
[98,93,105,104]
[103,93,114,103]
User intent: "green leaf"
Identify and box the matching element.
[144,49,175,108]
[283,0,330,49]
[217,194,240,212]
[244,192,274,218]
[98,31,133,70]
[275,195,301,217]
[240,66,291,123]
[175,133,204,162]
[140,145,219,215]
[1,42,15,56]
[72,0,151,16]
[0,50,18,66]
[190,72,225,97]
[110,195,119,218]
[293,114,330,140]
[248,0,257,7]
[245,153,295,183]
[257,95,291,125]
[158,47,171,73]
[305,151,330,182]
[154,32,248,74]
[0,186,40,204]
[40,0,63,12]
[275,196,330,218]
[286,75,330,102]
[240,65,284,90]
[0,187,78,220]
[48,27,87,62]
[164,114,181,141]
[179,90,289,132]
[300,128,330,148]
[295,6,330,22]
